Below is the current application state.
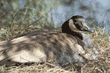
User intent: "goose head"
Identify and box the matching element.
[70,15,94,33]
[61,15,95,40]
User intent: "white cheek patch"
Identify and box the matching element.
[69,19,76,29]
[69,19,80,32]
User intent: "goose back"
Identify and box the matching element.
[0,31,86,66]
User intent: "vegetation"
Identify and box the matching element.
[0,0,61,41]
[0,0,109,73]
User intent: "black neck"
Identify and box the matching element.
[70,31,83,40]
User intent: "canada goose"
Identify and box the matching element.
[61,15,95,49]
[0,15,96,66]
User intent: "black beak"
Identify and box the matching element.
[87,28,95,33]
[83,24,95,33]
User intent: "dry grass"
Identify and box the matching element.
[87,27,109,48]
[81,27,110,73]
[0,26,109,73]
